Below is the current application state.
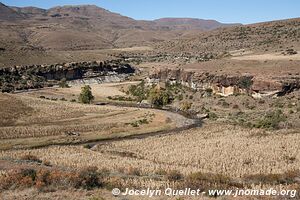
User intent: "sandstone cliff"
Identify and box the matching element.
[148,68,300,97]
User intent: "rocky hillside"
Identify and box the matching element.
[0,60,135,92]
[149,68,300,97]
[155,18,300,54]
[0,2,26,21]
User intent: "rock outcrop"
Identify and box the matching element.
[148,68,300,97]
[0,60,135,92]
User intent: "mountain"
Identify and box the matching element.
[0,3,239,53]
[0,2,26,21]
[0,3,253,66]
[10,6,47,17]
[0,3,299,67]
[154,18,240,30]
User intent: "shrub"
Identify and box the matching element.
[35,169,51,190]
[79,85,94,104]
[256,109,286,129]
[148,87,171,107]
[258,99,265,104]
[166,170,183,181]
[205,88,213,97]
[43,160,52,166]
[238,77,253,89]
[59,78,70,88]
[244,170,299,185]
[232,104,239,109]
[83,144,93,149]
[138,118,149,124]
[208,112,218,120]
[125,167,141,176]
[184,172,240,191]
[128,81,148,102]
[20,155,42,163]
[155,169,167,176]
[1,83,14,93]
[177,94,184,101]
[222,101,230,108]
[180,101,192,111]
[0,167,104,191]
[74,166,102,190]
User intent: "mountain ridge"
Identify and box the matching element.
[1,3,239,31]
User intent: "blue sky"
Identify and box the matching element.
[2,0,300,24]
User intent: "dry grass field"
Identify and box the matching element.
[0,92,176,150]
[22,82,140,101]
[1,124,299,178]
[1,123,299,200]
[231,52,300,61]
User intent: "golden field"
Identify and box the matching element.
[0,92,175,150]
[1,124,299,178]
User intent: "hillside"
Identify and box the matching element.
[155,18,300,54]
[154,18,240,30]
[0,2,26,21]
[0,3,237,56]
[0,3,299,68]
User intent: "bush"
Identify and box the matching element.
[208,112,218,120]
[232,104,239,109]
[222,101,230,108]
[125,167,141,176]
[148,87,171,107]
[244,170,299,185]
[74,167,102,190]
[180,101,192,111]
[0,167,104,191]
[238,77,253,89]
[20,155,42,163]
[128,81,148,102]
[79,85,94,104]
[256,109,286,129]
[205,88,213,96]
[58,78,70,88]
[0,168,37,189]
[184,172,239,191]
[166,170,183,181]
[155,169,167,176]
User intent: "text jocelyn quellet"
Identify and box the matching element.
[121,188,203,197]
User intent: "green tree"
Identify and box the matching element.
[148,87,170,107]
[79,85,94,104]
[128,80,148,102]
